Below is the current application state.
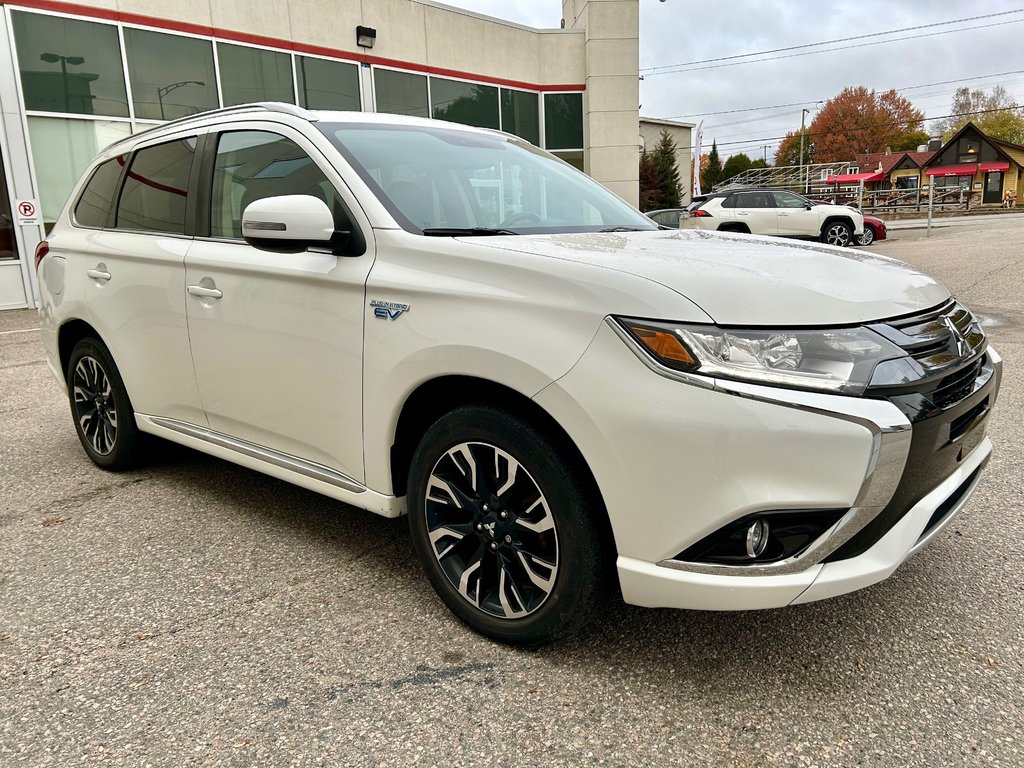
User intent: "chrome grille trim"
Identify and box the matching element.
[870,299,986,374]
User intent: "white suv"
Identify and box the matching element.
[36,104,1000,645]
[684,188,864,246]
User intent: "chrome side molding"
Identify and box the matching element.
[149,416,366,494]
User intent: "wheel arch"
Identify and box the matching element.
[58,318,105,383]
[390,375,615,553]
[820,215,855,235]
[717,222,750,234]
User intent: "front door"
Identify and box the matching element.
[983,172,1003,204]
[184,125,372,482]
[772,190,820,236]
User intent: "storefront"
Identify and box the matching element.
[924,122,1023,208]
[0,0,640,309]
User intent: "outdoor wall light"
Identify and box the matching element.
[356,26,377,49]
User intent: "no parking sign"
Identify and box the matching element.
[15,198,40,226]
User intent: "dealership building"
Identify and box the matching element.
[0,0,640,309]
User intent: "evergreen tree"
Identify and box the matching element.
[649,130,681,209]
[638,149,659,211]
[702,141,722,191]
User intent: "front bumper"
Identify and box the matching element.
[534,322,1001,611]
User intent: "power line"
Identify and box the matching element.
[640,8,1024,73]
[644,18,1024,77]
[668,106,1018,153]
[657,68,1024,120]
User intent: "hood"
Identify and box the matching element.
[465,229,948,325]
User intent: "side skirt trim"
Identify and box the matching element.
[148,415,366,494]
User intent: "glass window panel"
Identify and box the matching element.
[373,69,428,118]
[500,88,539,145]
[430,77,498,130]
[12,10,129,117]
[296,56,360,111]
[551,150,584,173]
[27,117,131,229]
[217,43,294,107]
[211,131,339,239]
[124,29,218,121]
[74,157,124,228]
[543,93,583,150]
[116,138,196,233]
[0,155,15,259]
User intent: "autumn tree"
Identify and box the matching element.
[934,86,1024,144]
[702,141,723,191]
[774,87,925,164]
[774,131,802,166]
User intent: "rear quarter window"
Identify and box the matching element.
[74,157,125,228]
[115,138,197,234]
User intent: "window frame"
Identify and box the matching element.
[195,123,367,254]
[70,154,129,230]
[109,130,204,237]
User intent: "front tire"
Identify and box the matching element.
[856,226,875,246]
[821,220,853,247]
[407,405,610,646]
[67,337,143,471]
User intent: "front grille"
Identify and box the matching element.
[873,298,986,373]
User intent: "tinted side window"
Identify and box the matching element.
[210,131,341,239]
[773,191,808,209]
[74,156,125,228]
[719,195,736,209]
[736,191,771,208]
[116,139,196,233]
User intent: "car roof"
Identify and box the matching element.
[101,102,511,156]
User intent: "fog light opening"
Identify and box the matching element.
[746,519,769,558]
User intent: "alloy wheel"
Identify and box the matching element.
[423,441,559,619]
[72,355,118,455]
[858,228,874,246]
[825,223,851,246]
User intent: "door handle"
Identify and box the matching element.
[778,212,789,216]
[737,212,749,216]
[187,285,223,299]
[87,268,111,282]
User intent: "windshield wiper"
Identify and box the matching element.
[421,227,518,236]
[598,226,651,232]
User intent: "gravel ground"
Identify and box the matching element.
[2,219,1022,767]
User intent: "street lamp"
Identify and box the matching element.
[156,80,206,120]
[40,52,84,112]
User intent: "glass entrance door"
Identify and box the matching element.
[984,171,1003,204]
[1,145,16,262]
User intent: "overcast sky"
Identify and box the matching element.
[440,0,1024,159]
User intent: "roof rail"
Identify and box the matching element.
[108,102,318,148]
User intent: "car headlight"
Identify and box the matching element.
[616,318,907,395]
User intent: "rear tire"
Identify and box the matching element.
[407,404,611,646]
[821,220,853,247]
[66,337,144,471]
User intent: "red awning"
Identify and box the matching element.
[979,161,1010,172]
[825,171,884,184]
[926,163,977,177]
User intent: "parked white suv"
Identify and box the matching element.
[36,104,1000,645]
[684,188,864,246]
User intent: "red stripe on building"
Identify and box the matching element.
[3,0,585,92]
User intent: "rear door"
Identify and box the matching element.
[183,123,373,482]
[78,132,207,425]
[772,191,819,236]
[731,191,777,235]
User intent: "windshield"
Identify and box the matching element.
[317,122,657,235]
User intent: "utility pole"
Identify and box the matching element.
[798,108,809,192]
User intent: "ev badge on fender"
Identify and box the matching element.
[370,299,410,320]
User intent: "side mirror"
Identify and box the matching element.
[805,203,813,210]
[242,195,349,254]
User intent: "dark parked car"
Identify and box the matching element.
[645,208,686,228]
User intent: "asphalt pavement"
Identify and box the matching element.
[2,218,1023,766]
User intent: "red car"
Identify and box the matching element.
[857,214,887,246]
